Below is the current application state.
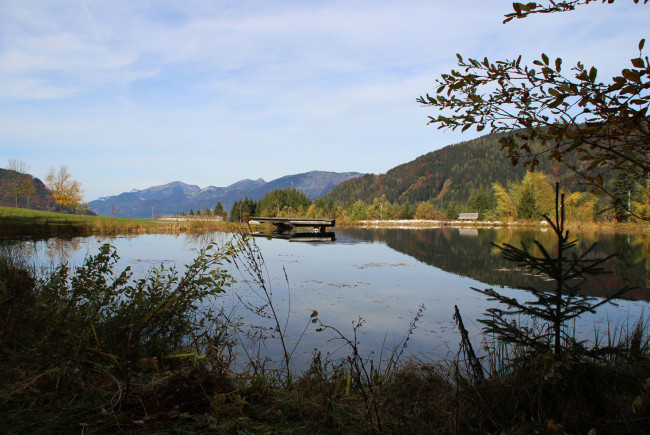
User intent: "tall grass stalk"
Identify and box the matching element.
[229,231,297,384]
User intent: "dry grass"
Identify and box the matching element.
[0,206,251,237]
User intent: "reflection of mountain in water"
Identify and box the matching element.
[337,228,650,301]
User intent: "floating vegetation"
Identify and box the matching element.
[357,262,408,269]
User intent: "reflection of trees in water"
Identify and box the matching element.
[43,236,125,265]
[0,240,37,265]
[610,233,650,296]
[183,232,233,247]
[338,228,649,301]
[44,237,83,264]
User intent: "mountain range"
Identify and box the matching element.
[88,171,362,217]
[6,132,611,218]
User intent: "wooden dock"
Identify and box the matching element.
[249,217,335,233]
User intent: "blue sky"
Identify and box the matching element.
[1,0,648,201]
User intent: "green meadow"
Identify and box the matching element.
[0,206,242,237]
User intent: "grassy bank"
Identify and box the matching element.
[0,206,244,237]
[1,233,649,434]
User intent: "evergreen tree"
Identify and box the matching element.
[259,188,311,217]
[214,201,227,219]
[467,188,494,219]
[445,201,459,220]
[613,168,636,222]
[230,197,258,222]
[473,185,632,355]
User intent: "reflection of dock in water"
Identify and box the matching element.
[250,231,336,242]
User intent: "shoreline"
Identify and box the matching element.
[339,219,650,233]
[2,205,648,237]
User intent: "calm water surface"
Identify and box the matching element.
[6,227,649,370]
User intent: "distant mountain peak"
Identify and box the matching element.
[226,178,267,191]
[88,171,362,218]
[152,181,199,190]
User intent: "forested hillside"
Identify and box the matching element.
[0,168,57,210]
[323,132,599,207]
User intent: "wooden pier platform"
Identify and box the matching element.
[249,217,335,233]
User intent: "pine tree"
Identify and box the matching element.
[467,188,494,219]
[473,184,632,356]
[446,201,459,220]
[613,168,636,222]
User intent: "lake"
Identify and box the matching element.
[4,227,649,372]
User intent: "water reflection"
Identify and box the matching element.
[2,228,647,370]
[249,231,336,242]
[43,237,83,264]
[337,227,650,301]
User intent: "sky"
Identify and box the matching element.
[1,0,648,201]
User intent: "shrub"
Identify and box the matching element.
[1,242,238,370]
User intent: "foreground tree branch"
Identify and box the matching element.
[418,2,649,220]
[503,0,649,24]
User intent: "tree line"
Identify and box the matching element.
[197,175,648,224]
[174,202,229,219]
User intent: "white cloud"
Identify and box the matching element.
[1,0,648,199]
